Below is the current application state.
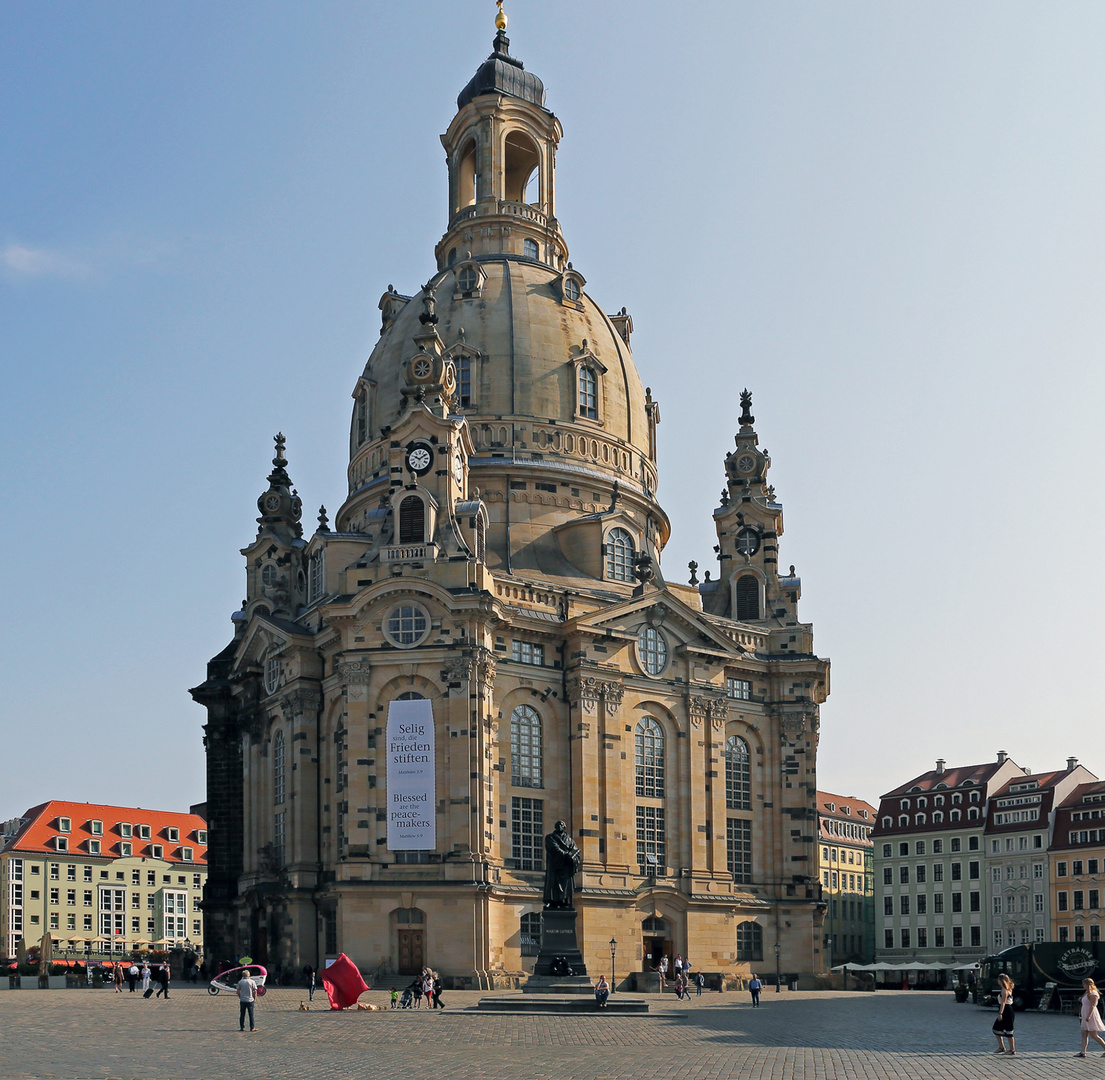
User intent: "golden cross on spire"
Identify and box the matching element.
[495,1,507,31]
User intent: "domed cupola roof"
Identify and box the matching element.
[457,30,546,111]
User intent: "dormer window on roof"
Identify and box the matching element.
[558,265,585,306]
[57,817,71,833]
[90,820,103,835]
[120,823,132,838]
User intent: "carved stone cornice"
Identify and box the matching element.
[601,682,624,710]
[280,689,322,719]
[336,660,373,684]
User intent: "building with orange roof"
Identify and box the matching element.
[1050,780,1105,944]
[816,791,876,965]
[0,801,206,961]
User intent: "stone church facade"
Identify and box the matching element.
[192,23,830,988]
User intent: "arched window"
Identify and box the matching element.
[735,575,760,620]
[475,515,486,562]
[398,496,425,544]
[606,528,635,582]
[511,705,542,788]
[968,807,979,820]
[520,912,541,956]
[523,238,539,259]
[308,550,325,603]
[636,626,667,676]
[950,809,961,822]
[725,736,751,810]
[503,130,539,204]
[736,921,763,961]
[273,731,285,806]
[933,811,944,823]
[635,717,665,798]
[396,691,425,701]
[578,367,597,419]
[457,354,473,408]
[455,139,476,210]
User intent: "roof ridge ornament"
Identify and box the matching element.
[495,0,507,32]
[739,388,755,429]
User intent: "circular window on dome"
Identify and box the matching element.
[457,266,479,293]
[386,604,430,648]
[636,625,668,677]
[564,277,581,302]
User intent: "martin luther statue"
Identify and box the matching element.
[543,820,582,909]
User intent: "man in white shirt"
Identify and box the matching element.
[237,973,259,1032]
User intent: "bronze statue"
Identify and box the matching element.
[543,820,581,909]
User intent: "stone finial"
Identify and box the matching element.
[318,506,329,532]
[419,280,438,325]
[688,560,699,585]
[739,388,754,427]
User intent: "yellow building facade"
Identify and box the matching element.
[817,792,876,966]
[193,21,829,988]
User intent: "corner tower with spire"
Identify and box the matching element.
[194,9,830,990]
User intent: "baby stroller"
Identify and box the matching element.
[399,987,414,1009]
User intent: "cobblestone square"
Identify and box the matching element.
[0,987,1095,1079]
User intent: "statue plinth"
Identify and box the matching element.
[528,908,588,986]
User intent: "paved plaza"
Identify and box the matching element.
[0,986,1096,1079]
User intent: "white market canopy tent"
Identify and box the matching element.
[831,962,964,972]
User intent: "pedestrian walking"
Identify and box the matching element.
[1076,977,1105,1057]
[113,964,124,993]
[304,964,316,1002]
[674,955,683,979]
[410,978,423,1008]
[127,963,138,992]
[390,988,399,1009]
[155,963,171,1000]
[432,974,445,1009]
[140,963,151,993]
[237,970,259,1032]
[658,955,668,990]
[991,972,1015,1055]
[748,973,762,1007]
[695,971,705,997]
[422,971,434,1010]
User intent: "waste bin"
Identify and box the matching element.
[789,979,799,991]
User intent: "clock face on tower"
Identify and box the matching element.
[406,443,433,475]
[735,527,760,557]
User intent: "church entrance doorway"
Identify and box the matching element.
[641,916,670,972]
[397,929,424,975]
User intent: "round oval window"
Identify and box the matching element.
[388,604,429,647]
[636,626,667,676]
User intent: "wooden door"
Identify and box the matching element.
[398,929,424,975]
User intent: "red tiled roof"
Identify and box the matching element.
[3,801,206,866]
[1051,781,1105,853]
[816,791,877,819]
[879,760,1009,799]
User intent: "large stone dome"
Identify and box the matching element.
[353,256,653,491]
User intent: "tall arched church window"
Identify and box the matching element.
[511,705,543,788]
[398,496,425,544]
[578,366,597,419]
[725,736,751,810]
[735,575,760,620]
[308,550,325,603]
[606,528,635,582]
[273,730,286,806]
[475,515,486,562]
[635,717,665,799]
[457,354,473,408]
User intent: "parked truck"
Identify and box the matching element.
[980,942,1105,1010]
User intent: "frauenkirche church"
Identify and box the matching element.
[192,10,830,988]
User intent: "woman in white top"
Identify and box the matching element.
[140,963,150,992]
[1076,977,1105,1057]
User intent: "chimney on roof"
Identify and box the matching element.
[1068,756,1079,772]
[997,750,1008,764]
[935,759,946,775]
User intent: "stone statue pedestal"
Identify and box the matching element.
[525,908,590,993]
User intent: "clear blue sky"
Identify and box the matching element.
[3,2,1104,820]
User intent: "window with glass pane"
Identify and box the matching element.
[635,717,665,798]
[457,355,472,407]
[736,920,762,960]
[511,797,543,870]
[512,640,544,666]
[388,605,428,646]
[636,805,665,875]
[520,911,541,955]
[726,677,751,700]
[727,818,752,883]
[578,366,597,418]
[510,705,543,789]
[606,528,634,582]
[273,811,286,868]
[636,627,667,676]
[725,736,751,810]
[273,730,286,805]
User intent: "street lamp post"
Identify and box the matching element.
[774,941,781,993]
[609,937,617,994]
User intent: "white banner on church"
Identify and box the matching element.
[386,698,436,851]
